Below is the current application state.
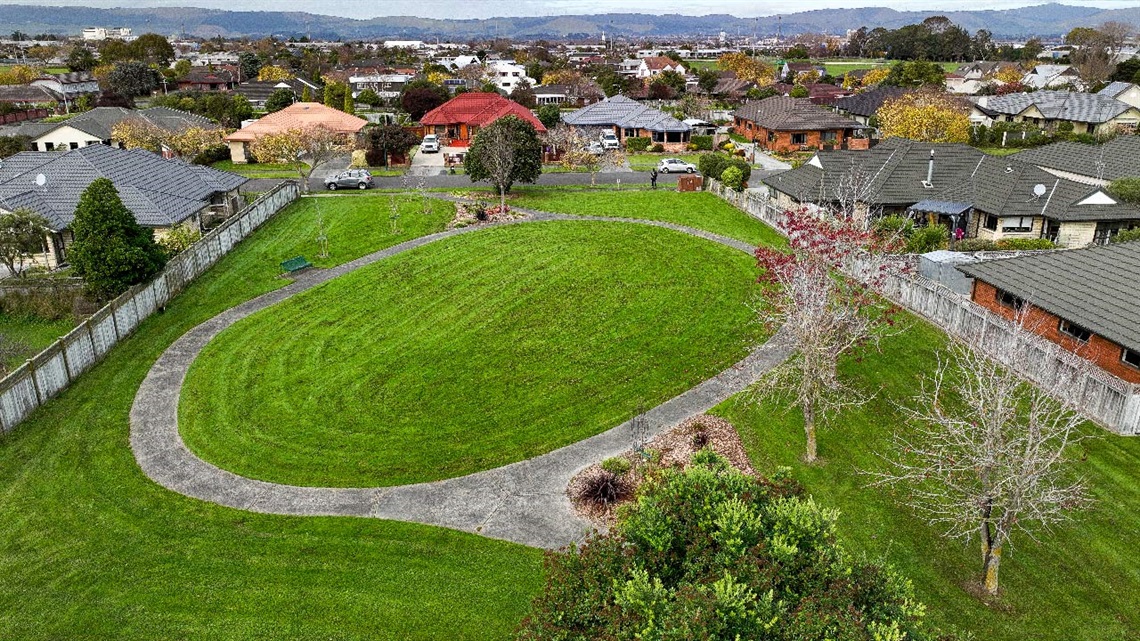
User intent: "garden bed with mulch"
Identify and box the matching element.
[568,414,756,527]
[447,201,529,230]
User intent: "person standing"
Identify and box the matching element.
[650,167,658,189]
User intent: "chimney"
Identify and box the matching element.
[926,149,934,185]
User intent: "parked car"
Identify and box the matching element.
[599,130,620,150]
[657,158,697,173]
[420,134,440,153]
[585,141,604,155]
[325,169,374,190]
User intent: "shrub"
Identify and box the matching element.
[519,456,935,640]
[1107,177,1140,205]
[576,469,632,507]
[1112,227,1140,243]
[873,214,915,241]
[624,136,651,152]
[698,153,727,179]
[723,155,751,182]
[649,143,664,153]
[720,165,745,191]
[954,238,999,252]
[691,430,710,449]
[904,223,948,253]
[349,149,368,168]
[690,134,714,151]
[157,222,201,257]
[600,457,632,476]
[995,238,1055,250]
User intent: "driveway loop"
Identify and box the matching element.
[129,211,791,549]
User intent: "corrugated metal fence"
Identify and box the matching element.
[706,178,1140,435]
[0,181,301,434]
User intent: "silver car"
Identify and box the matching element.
[420,134,441,153]
[325,169,374,190]
[657,158,697,173]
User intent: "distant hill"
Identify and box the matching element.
[0,3,1134,40]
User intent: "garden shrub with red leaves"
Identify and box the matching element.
[518,453,948,641]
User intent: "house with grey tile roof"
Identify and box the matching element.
[7,106,219,154]
[1020,64,1083,91]
[1097,81,1140,109]
[562,95,691,150]
[732,96,866,153]
[957,239,1140,384]
[832,87,909,125]
[761,138,1140,247]
[970,91,1140,135]
[0,144,247,268]
[1015,135,1140,187]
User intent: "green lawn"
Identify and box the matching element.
[626,152,706,171]
[0,193,543,640]
[715,318,1140,641]
[979,147,1022,156]
[822,61,886,76]
[684,59,719,71]
[0,314,75,370]
[181,221,765,487]
[210,160,305,179]
[508,188,786,247]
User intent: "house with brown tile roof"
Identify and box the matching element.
[419,92,545,146]
[732,96,866,153]
[224,102,368,163]
[636,56,686,79]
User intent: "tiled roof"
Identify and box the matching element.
[1097,81,1135,98]
[562,95,689,132]
[1016,135,1140,182]
[958,240,1140,352]
[732,96,861,131]
[225,102,369,142]
[0,144,247,230]
[642,56,680,71]
[36,72,96,85]
[418,92,545,132]
[977,91,1134,124]
[833,87,910,118]
[0,84,58,103]
[20,107,219,142]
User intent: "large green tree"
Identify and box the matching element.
[68,178,167,299]
[464,115,542,211]
[518,454,936,640]
[0,208,49,277]
[264,87,295,113]
[882,60,946,88]
[107,61,158,99]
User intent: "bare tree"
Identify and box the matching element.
[751,208,901,463]
[828,157,881,225]
[249,125,352,192]
[874,321,1093,596]
[559,126,626,186]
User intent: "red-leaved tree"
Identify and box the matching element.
[752,207,905,463]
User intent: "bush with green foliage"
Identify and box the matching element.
[698,153,727,180]
[68,178,167,300]
[720,165,745,191]
[1111,227,1140,243]
[518,454,937,641]
[600,457,632,476]
[722,156,751,183]
[954,238,998,252]
[264,88,295,113]
[625,136,651,152]
[649,143,665,153]
[356,89,382,108]
[690,135,714,151]
[464,115,543,207]
[536,104,561,130]
[995,238,1055,250]
[1107,177,1140,205]
[872,214,916,244]
[905,223,949,253]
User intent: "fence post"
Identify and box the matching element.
[1124,388,1140,435]
[25,360,41,406]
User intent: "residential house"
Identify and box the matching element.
[1016,135,1140,188]
[946,61,1022,94]
[732,96,865,153]
[970,91,1140,135]
[770,82,854,105]
[233,77,320,110]
[1097,81,1140,110]
[636,56,686,79]
[436,55,481,71]
[832,86,908,126]
[177,67,238,92]
[533,84,569,105]
[224,102,368,163]
[702,71,755,100]
[1021,64,1083,90]
[30,72,100,105]
[616,59,643,76]
[0,84,58,106]
[487,61,536,94]
[562,95,690,151]
[761,139,1140,247]
[0,144,247,268]
[780,61,826,82]
[957,240,1140,384]
[419,92,545,146]
[348,71,414,100]
[8,106,219,152]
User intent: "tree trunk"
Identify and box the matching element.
[499,184,506,213]
[803,398,817,463]
[983,544,1002,595]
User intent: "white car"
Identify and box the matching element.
[420,134,440,153]
[599,131,620,150]
[657,158,697,173]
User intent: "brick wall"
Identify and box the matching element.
[972,280,1140,383]
[732,119,848,153]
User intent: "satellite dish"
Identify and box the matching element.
[34,173,46,187]
[1033,183,1047,197]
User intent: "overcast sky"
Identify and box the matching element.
[9,0,1140,19]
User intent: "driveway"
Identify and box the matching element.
[741,143,793,171]
[407,145,455,176]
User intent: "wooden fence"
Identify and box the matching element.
[705,178,1140,435]
[0,181,301,433]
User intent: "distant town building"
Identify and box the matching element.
[81,27,132,41]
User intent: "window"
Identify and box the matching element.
[44,142,54,151]
[1001,216,1033,233]
[624,128,637,138]
[995,288,1024,310]
[984,214,998,230]
[822,131,837,142]
[1123,348,1140,369]
[69,142,79,149]
[767,131,776,142]
[1058,320,1092,342]
[791,133,807,145]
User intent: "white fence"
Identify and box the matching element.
[0,181,301,434]
[706,178,1140,435]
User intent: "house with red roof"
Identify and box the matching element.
[419,92,545,146]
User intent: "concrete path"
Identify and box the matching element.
[129,211,792,549]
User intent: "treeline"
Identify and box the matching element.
[843,17,1044,62]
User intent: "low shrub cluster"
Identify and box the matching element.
[698,152,752,191]
[954,237,1056,252]
[871,215,948,254]
[625,137,651,152]
[690,135,714,151]
[649,143,665,153]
